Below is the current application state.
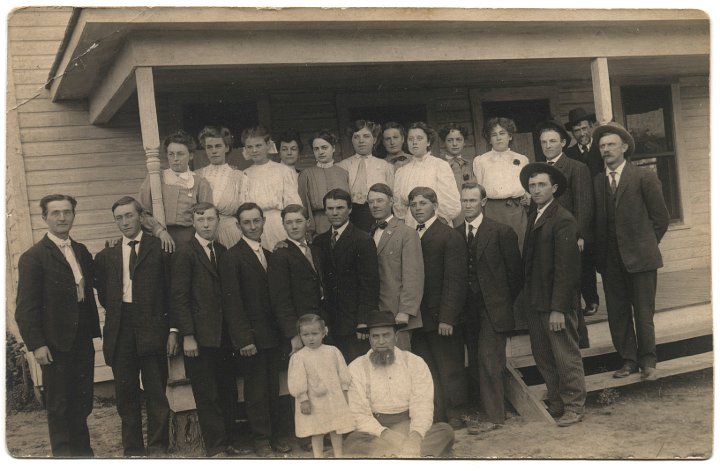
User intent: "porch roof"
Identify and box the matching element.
[47,7,709,124]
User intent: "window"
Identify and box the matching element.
[620,85,681,220]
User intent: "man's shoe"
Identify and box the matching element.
[641,366,659,381]
[448,417,465,430]
[548,408,565,419]
[227,445,253,456]
[583,303,599,316]
[556,411,584,427]
[612,363,639,378]
[271,439,292,454]
[254,441,274,457]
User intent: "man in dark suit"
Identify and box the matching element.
[171,202,245,457]
[268,204,325,355]
[457,183,523,425]
[218,202,291,457]
[15,194,101,457]
[537,120,593,348]
[592,122,670,381]
[94,196,177,456]
[520,163,586,427]
[564,108,603,316]
[407,186,468,428]
[315,188,380,364]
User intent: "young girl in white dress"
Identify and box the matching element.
[287,314,355,458]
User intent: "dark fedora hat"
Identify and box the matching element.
[519,162,567,198]
[536,119,572,146]
[592,121,635,158]
[564,107,597,130]
[357,310,404,333]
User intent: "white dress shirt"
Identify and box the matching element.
[373,215,393,247]
[243,235,267,269]
[331,220,350,240]
[605,159,627,186]
[47,232,84,302]
[534,200,553,224]
[195,233,214,262]
[348,347,434,438]
[465,213,484,238]
[121,231,143,303]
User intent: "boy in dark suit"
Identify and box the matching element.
[592,122,669,381]
[171,202,245,457]
[94,196,177,456]
[15,194,101,456]
[520,163,586,427]
[407,186,468,428]
[314,189,380,364]
[218,202,291,457]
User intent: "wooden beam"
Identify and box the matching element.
[591,58,613,124]
[89,41,138,124]
[504,364,556,424]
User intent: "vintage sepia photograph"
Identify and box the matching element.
[3,2,713,461]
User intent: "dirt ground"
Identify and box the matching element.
[5,369,713,460]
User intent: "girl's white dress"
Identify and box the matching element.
[287,344,355,438]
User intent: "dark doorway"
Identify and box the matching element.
[182,101,259,171]
[482,99,552,161]
[348,104,428,157]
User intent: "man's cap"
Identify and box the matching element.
[357,310,405,333]
[564,107,597,130]
[519,162,568,198]
[536,119,572,147]
[592,121,635,158]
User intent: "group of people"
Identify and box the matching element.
[14,108,670,459]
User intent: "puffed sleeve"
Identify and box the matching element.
[287,351,310,402]
[282,166,302,207]
[333,346,352,391]
[472,155,485,187]
[434,159,462,223]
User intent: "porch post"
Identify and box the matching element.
[135,67,166,225]
[591,58,613,124]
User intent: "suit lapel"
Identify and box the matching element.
[332,223,353,254]
[614,161,632,207]
[42,235,72,272]
[376,217,398,254]
[112,239,124,281]
[192,237,218,277]
[532,201,558,232]
[239,239,267,277]
[474,220,492,256]
[288,239,317,274]
[133,234,153,278]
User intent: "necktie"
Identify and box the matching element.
[352,157,368,203]
[128,240,139,280]
[582,145,589,154]
[548,160,555,166]
[331,230,339,249]
[207,242,217,268]
[416,223,426,233]
[256,247,267,270]
[57,240,85,302]
[371,220,388,235]
[467,225,475,245]
[299,242,315,270]
[609,171,618,194]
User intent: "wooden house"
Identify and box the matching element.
[6,7,711,416]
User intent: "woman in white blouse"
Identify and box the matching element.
[472,117,530,249]
[241,125,302,251]
[393,122,461,228]
[195,125,245,248]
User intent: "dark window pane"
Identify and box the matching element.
[621,86,674,155]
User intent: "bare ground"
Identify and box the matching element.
[5,369,713,459]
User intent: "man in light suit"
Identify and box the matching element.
[95,196,177,456]
[171,202,246,457]
[269,204,325,354]
[408,186,468,428]
[15,194,101,457]
[521,163,586,427]
[219,202,291,457]
[536,120,593,348]
[592,122,670,381]
[315,188,380,364]
[368,183,424,350]
[458,183,523,425]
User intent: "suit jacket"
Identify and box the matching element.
[95,234,171,367]
[268,239,325,339]
[315,223,379,336]
[376,217,424,330]
[460,217,524,333]
[171,238,239,348]
[420,219,467,330]
[566,141,604,177]
[15,235,101,352]
[552,153,594,242]
[523,200,580,314]
[593,161,670,274]
[219,238,280,350]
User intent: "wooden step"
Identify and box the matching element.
[527,351,714,402]
[508,302,712,368]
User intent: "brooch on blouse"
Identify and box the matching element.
[513,159,520,166]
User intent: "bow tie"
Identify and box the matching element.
[56,239,72,248]
[371,220,388,234]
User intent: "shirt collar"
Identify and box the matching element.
[546,153,562,164]
[121,231,143,246]
[288,237,307,249]
[242,235,262,251]
[419,214,437,230]
[606,159,627,178]
[47,232,71,247]
[333,220,350,238]
[195,232,212,247]
[465,213,484,230]
[316,161,334,169]
[536,199,554,216]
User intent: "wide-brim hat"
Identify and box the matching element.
[536,120,572,147]
[592,121,635,158]
[357,310,405,333]
[519,162,567,198]
[564,107,597,130]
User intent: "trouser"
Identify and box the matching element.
[411,329,467,422]
[112,312,170,456]
[602,241,658,369]
[526,310,586,414]
[577,303,589,349]
[580,241,600,307]
[332,334,370,365]
[344,411,454,457]
[237,346,281,445]
[395,330,412,351]
[41,326,95,457]
[184,344,238,456]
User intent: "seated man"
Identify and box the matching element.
[345,310,455,458]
